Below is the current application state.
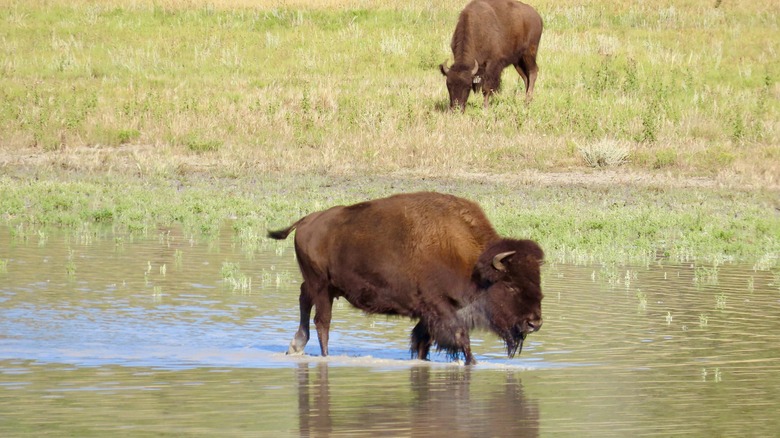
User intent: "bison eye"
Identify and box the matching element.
[504,285,521,295]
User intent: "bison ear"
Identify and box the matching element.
[439,63,450,76]
[471,59,479,75]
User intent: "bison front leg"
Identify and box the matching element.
[462,344,476,366]
[411,320,433,361]
[481,63,502,109]
[482,92,491,109]
[288,284,313,355]
[457,329,477,366]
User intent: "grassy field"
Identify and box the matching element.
[0,0,778,265]
[1,0,778,179]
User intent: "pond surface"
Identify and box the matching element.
[1,226,779,436]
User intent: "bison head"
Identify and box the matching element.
[474,239,544,357]
[439,59,479,112]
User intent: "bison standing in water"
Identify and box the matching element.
[268,192,544,365]
[440,0,543,111]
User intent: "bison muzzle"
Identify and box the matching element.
[268,192,544,365]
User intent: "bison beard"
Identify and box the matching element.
[268,192,544,365]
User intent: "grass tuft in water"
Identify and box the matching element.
[65,248,76,279]
[221,261,252,293]
[259,267,294,289]
[715,292,727,310]
[636,290,647,311]
[174,249,183,268]
[694,265,720,287]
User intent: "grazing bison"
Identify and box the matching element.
[267,192,544,365]
[440,0,543,111]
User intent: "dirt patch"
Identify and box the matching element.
[1,145,777,193]
[416,169,722,190]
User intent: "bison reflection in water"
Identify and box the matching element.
[268,192,544,365]
[296,363,539,436]
[439,0,543,111]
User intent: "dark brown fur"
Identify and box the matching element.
[268,192,544,365]
[439,0,543,111]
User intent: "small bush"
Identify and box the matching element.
[116,129,140,144]
[184,134,222,153]
[89,208,114,223]
[636,103,660,143]
[578,139,630,168]
[653,148,677,169]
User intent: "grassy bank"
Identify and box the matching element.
[0,0,778,184]
[2,171,778,267]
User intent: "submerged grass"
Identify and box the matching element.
[221,261,252,293]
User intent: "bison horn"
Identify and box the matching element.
[492,251,516,272]
[471,59,479,75]
[439,63,450,76]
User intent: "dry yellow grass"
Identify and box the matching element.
[0,0,778,190]
[1,0,449,10]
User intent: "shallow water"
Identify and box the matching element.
[1,226,779,436]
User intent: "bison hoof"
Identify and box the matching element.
[286,344,305,356]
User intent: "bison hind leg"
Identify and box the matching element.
[287,334,308,355]
[516,54,539,103]
[514,64,529,94]
[287,283,314,355]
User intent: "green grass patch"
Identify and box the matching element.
[1,172,778,266]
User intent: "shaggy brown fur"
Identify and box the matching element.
[268,192,545,365]
[439,0,543,111]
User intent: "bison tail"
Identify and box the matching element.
[267,224,297,240]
